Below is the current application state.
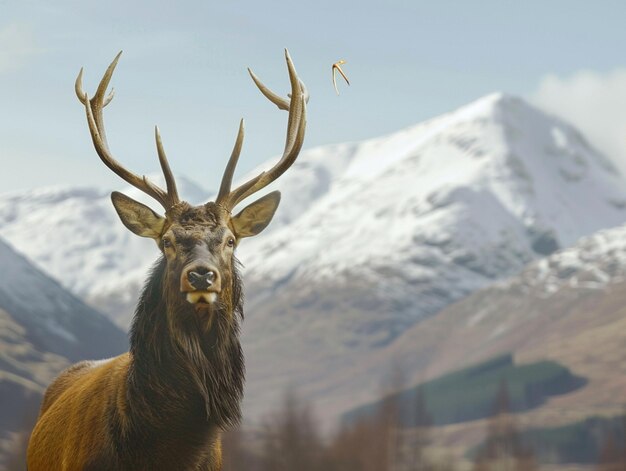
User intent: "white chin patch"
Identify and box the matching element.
[186,292,218,305]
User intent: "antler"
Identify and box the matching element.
[216,49,308,211]
[75,51,180,211]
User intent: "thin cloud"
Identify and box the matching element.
[530,69,626,174]
[0,23,41,74]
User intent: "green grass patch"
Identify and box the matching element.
[343,353,586,426]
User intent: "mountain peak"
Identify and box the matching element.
[452,92,542,123]
[471,91,516,107]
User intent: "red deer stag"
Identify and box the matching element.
[27,50,307,471]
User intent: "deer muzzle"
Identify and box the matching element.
[181,264,222,305]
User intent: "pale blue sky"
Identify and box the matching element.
[1,0,626,192]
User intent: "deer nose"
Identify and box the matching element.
[189,270,215,290]
[182,265,221,292]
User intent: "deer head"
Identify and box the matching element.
[75,50,307,322]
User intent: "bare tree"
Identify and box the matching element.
[403,388,433,470]
[326,413,394,471]
[472,381,538,471]
[596,411,626,471]
[257,390,327,471]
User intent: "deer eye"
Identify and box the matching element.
[162,238,173,249]
[227,237,235,248]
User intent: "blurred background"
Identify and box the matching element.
[2,1,626,469]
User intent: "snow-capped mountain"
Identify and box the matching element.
[0,176,210,327]
[234,92,626,421]
[1,93,626,424]
[241,92,626,298]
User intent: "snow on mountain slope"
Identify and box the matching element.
[0,176,210,327]
[501,223,626,294]
[240,92,625,285]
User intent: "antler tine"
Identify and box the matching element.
[75,70,115,108]
[246,53,311,111]
[155,126,180,208]
[218,49,307,211]
[247,68,289,111]
[216,119,245,203]
[77,52,176,211]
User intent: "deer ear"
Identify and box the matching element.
[111,191,166,239]
[231,191,281,238]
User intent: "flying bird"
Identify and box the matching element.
[332,59,350,95]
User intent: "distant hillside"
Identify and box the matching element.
[0,237,127,470]
[339,223,626,464]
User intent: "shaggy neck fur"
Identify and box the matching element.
[127,257,245,434]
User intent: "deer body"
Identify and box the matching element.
[29,256,243,470]
[27,50,307,470]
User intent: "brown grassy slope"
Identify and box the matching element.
[371,277,626,466]
[0,308,69,470]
